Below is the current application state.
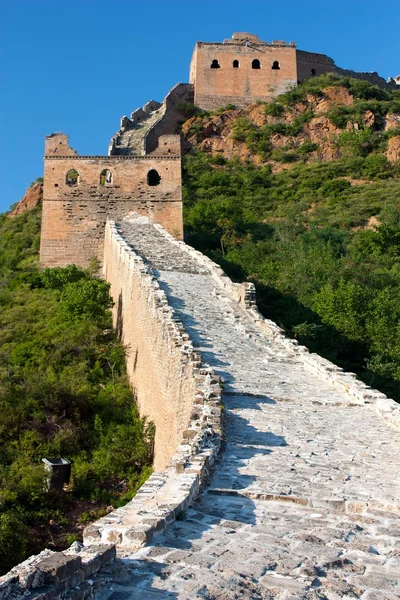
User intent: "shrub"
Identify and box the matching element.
[231,117,255,142]
[0,513,28,575]
[271,149,299,163]
[178,102,206,118]
[338,128,381,157]
[264,103,285,117]
[0,207,154,570]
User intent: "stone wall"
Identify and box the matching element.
[145,83,194,154]
[296,49,337,82]
[102,219,218,471]
[335,66,395,88]
[108,84,193,157]
[82,218,222,548]
[0,543,115,600]
[40,136,183,268]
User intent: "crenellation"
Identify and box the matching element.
[44,133,78,156]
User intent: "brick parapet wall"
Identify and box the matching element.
[82,220,222,549]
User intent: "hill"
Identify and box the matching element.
[180,74,400,402]
[0,206,153,574]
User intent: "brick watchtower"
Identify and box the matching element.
[189,32,298,110]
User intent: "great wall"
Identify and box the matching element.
[2,32,400,600]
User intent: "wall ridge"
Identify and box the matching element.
[82,219,222,550]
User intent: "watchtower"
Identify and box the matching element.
[189,32,298,110]
[40,133,183,268]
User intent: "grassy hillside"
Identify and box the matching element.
[0,207,153,574]
[182,75,400,402]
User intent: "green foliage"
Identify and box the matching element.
[264,102,285,117]
[182,146,400,402]
[0,513,28,572]
[29,177,43,188]
[178,102,208,118]
[59,278,113,323]
[41,264,87,289]
[0,208,153,574]
[230,108,315,159]
[231,117,255,142]
[338,128,382,157]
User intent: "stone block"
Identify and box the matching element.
[36,554,82,586]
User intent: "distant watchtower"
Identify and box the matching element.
[189,32,298,110]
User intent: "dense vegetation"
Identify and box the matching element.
[0,207,153,574]
[182,75,400,402]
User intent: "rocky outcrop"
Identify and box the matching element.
[8,182,43,218]
[385,113,400,131]
[311,86,354,114]
[386,136,400,162]
[182,90,349,165]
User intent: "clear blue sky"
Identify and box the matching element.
[1,0,399,212]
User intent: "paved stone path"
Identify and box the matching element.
[112,107,164,156]
[97,221,400,599]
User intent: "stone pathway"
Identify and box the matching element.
[111,107,164,156]
[96,220,400,599]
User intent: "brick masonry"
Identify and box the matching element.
[40,134,183,269]
[190,40,298,110]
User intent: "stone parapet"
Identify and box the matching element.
[83,220,222,549]
[0,544,115,600]
[151,222,400,431]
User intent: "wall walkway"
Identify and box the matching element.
[92,215,400,599]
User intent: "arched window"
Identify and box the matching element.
[147,169,161,186]
[100,169,112,185]
[311,68,316,76]
[66,169,79,185]
[252,59,261,69]
[210,59,220,69]
[271,61,280,70]
[233,59,239,68]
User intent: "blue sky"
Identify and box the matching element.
[1,0,399,212]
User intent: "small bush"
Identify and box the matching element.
[264,103,285,117]
[231,117,255,142]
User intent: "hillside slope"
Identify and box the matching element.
[182,74,400,166]
[181,74,400,402]
[0,207,153,574]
